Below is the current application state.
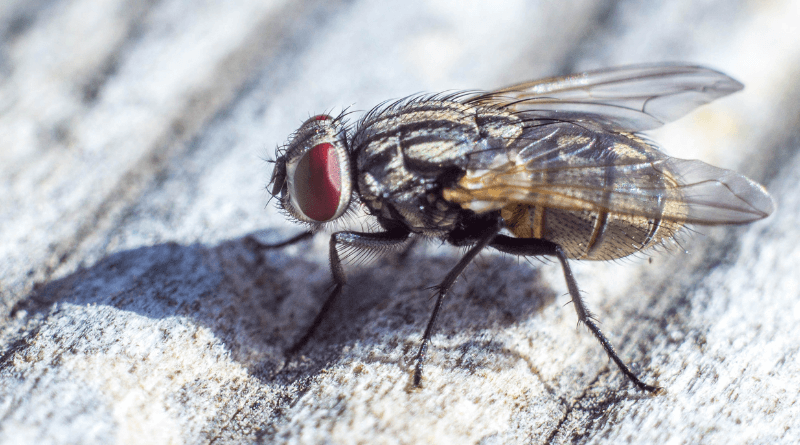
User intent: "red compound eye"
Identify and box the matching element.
[303,114,332,126]
[293,143,343,222]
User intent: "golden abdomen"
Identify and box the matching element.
[501,204,681,260]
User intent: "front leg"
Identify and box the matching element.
[246,230,314,249]
[288,228,411,355]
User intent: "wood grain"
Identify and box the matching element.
[1,1,799,443]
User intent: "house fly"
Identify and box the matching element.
[259,63,774,392]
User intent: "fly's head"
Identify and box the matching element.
[270,114,353,229]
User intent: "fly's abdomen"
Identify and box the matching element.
[502,204,683,260]
[444,126,691,260]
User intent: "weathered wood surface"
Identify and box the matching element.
[1,1,799,443]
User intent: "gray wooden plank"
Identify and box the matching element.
[1,0,799,443]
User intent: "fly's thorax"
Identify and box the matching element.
[356,154,464,235]
[353,100,523,234]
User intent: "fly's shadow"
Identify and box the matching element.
[249,233,556,383]
[5,232,554,386]
[5,235,321,383]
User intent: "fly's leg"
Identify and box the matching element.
[489,235,661,393]
[395,235,420,263]
[245,229,315,353]
[287,229,410,355]
[246,230,314,249]
[554,245,661,393]
[413,216,503,387]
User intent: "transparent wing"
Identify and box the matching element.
[467,64,743,132]
[444,124,773,225]
[657,158,774,224]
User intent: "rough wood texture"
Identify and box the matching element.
[2,1,799,443]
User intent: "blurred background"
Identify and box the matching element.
[1,1,799,443]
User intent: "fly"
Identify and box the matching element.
[258,63,774,392]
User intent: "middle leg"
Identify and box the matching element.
[412,216,504,386]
